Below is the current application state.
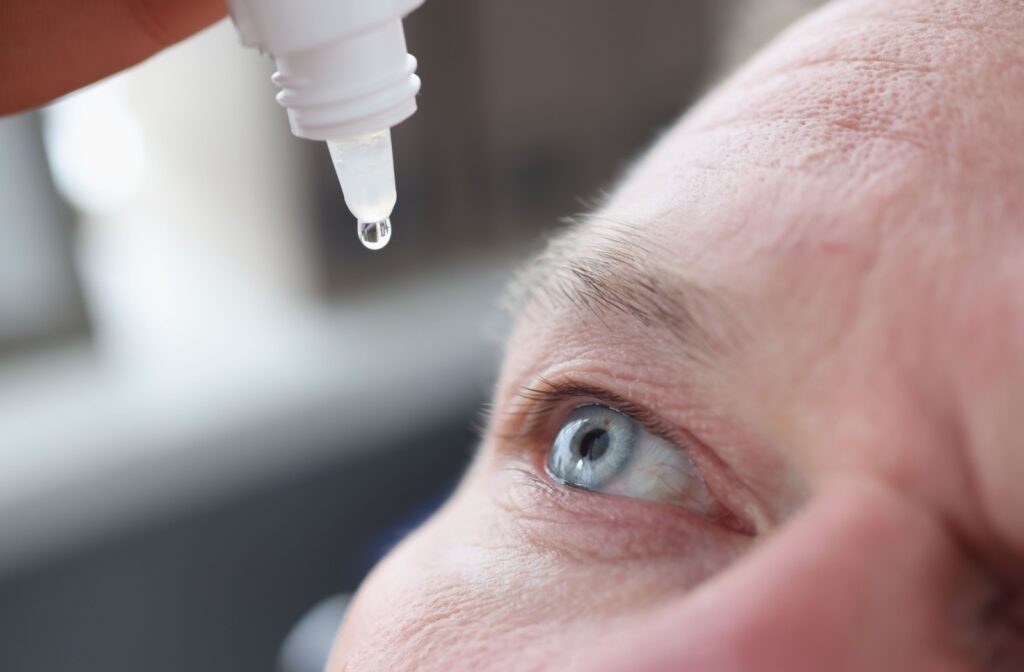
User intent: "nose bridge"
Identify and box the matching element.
[582,478,973,672]
[949,275,1024,577]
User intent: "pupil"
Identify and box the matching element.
[578,428,610,461]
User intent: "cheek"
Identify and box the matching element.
[328,477,738,672]
[328,514,599,671]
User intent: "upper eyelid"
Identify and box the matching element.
[496,376,684,448]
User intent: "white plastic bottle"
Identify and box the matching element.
[226,0,426,249]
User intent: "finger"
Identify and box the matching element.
[1,0,226,115]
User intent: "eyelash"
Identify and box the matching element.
[498,376,687,455]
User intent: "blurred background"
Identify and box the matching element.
[0,1,816,670]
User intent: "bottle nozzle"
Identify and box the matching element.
[327,129,397,250]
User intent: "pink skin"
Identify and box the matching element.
[330,1,1024,670]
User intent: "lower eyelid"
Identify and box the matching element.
[492,464,704,561]
[497,453,756,538]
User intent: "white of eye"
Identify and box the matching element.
[546,405,715,513]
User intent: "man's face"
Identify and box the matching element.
[330,1,1024,669]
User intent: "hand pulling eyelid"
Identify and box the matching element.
[226,0,426,250]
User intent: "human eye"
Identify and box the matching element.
[546,404,715,515]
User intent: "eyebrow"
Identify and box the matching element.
[508,215,745,365]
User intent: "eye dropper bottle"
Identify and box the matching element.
[226,0,426,250]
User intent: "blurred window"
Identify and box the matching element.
[0,113,86,357]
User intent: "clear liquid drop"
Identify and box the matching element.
[357,218,391,251]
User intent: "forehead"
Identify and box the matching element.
[594,0,1024,273]
[518,0,1024,360]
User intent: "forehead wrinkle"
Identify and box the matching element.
[508,215,742,366]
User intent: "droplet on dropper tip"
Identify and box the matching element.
[357,218,392,251]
